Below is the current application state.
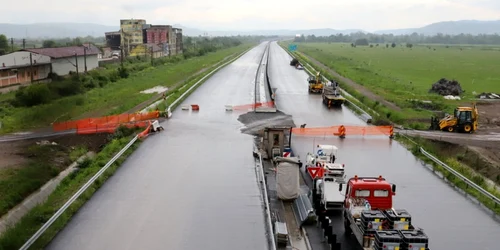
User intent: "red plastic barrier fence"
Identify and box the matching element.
[291,125,394,137]
[232,101,275,110]
[75,120,151,135]
[54,111,160,132]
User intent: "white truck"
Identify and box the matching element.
[305,144,337,170]
[314,162,347,212]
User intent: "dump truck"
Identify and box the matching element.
[342,175,430,250]
[429,103,478,133]
[308,72,324,93]
[322,80,345,108]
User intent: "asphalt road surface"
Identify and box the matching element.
[268,41,500,250]
[46,43,270,250]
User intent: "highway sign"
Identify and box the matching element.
[288,44,297,51]
[307,167,323,179]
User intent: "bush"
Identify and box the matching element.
[14,84,52,107]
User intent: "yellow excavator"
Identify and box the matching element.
[308,72,324,93]
[429,103,478,133]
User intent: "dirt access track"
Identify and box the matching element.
[298,52,500,172]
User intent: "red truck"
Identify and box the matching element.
[341,175,430,250]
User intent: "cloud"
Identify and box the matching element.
[1,0,499,31]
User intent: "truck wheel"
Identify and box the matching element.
[344,212,352,235]
[463,123,472,133]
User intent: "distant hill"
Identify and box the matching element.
[1,20,500,39]
[0,23,119,39]
[374,20,500,35]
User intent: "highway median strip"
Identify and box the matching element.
[0,44,256,250]
[278,41,500,216]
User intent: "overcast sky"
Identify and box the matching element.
[2,0,500,31]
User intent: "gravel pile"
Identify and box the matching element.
[477,92,500,99]
[429,78,464,96]
[238,110,295,135]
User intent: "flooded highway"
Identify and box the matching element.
[45,43,270,250]
[268,41,500,250]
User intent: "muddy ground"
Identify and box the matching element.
[0,134,109,170]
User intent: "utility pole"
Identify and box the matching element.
[22,39,26,49]
[120,46,124,68]
[10,38,13,51]
[150,47,154,66]
[83,46,87,73]
[29,53,34,82]
[74,52,79,75]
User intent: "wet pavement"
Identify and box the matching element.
[268,41,500,250]
[45,43,270,250]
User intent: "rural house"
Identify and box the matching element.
[23,45,100,76]
[0,51,51,90]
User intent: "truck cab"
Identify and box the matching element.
[315,163,347,212]
[343,175,395,210]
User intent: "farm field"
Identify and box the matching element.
[295,42,500,122]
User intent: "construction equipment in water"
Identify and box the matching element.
[307,72,324,93]
[322,80,345,108]
[342,175,430,250]
[429,103,478,133]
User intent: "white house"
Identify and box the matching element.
[23,45,100,76]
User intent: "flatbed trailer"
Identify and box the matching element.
[322,83,345,108]
[342,176,431,250]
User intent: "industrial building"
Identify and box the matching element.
[129,44,164,58]
[174,28,183,55]
[105,31,121,50]
[0,51,51,88]
[106,19,183,57]
[23,44,100,76]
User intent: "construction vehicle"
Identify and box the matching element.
[322,80,345,108]
[429,103,478,133]
[307,72,324,94]
[342,175,430,250]
[305,144,338,173]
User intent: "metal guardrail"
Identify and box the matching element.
[292,193,316,227]
[419,147,500,208]
[257,152,277,250]
[19,135,139,250]
[19,46,255,250]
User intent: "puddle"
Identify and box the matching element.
[140,86,168,94]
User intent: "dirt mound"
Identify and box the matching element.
[429,78,464,96]
[477,92,500,99]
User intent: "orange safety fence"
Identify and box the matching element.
[76,120,151,135]
[138,121,152,138]
[291,125,394,137]
[53,111,161,132]
[232,101,275,111]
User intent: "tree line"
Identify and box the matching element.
[293,32,500,45]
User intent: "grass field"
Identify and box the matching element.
[292,42,500,121]
[0,44,252,134]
